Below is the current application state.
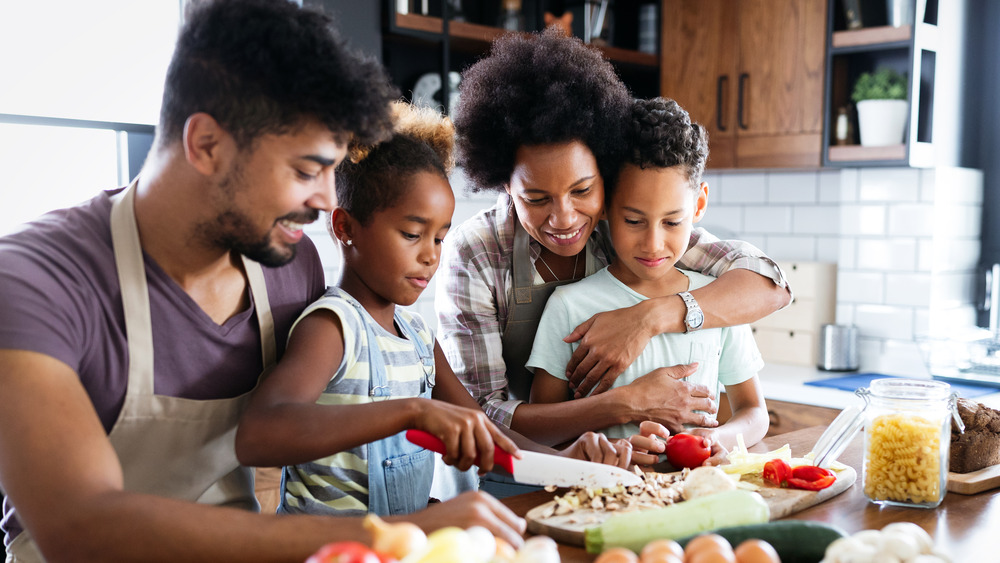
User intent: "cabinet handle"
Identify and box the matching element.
[716,75,728,132]
[737,73,749,130]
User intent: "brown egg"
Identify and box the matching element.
[687,549,737,563]
[684,534,735,558]
[640,539,685,563]
[733,539,781,563]
[594,546,640,563]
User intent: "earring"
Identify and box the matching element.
[345,239,353,246]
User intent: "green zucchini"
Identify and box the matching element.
[583,490,770,554]
[676,520,848,563]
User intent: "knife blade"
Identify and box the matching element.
[405,429,642,489]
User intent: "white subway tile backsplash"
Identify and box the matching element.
[818,170,842,204]
[836,304,856,325]
[837,271,885,304]
[767,172,818,203]
[887,203,934,237]
[816,236,841,263]
[839,238,857,269]
[854,304,915,340]
[719,173,767,204]
[765,235,817,261]
[744,205,792,233]
[838,168,860,202]
[841,204,888,236]
[858,168,921,203]
[875,339,930,377]
[884,273,931,306]
[855,238,918,271]
[702,205,743,236]
[704,172,722,204]
[791,206,841,235]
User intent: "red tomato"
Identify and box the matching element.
[762,459,791,487]
[306,541,387,563]
[664,433,711,469]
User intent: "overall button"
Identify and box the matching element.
[383,459,392,468]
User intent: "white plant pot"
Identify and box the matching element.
[856,99,909,147]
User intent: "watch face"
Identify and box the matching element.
[688,310,705,329]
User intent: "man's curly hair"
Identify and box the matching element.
[158,0,398,150]
[453,28,632,193]
[334,102,454,227]
[612,97,709,202]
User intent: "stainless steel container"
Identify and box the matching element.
[818,323,859,371]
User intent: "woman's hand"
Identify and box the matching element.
[628,421,670,468]
[557,431,632,469]
[562,300,660,397]
[618,366,718,434]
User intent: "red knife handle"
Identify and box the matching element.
[404,429,515,474]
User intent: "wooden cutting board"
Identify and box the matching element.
[947,465,1000,495]
[526,466,857,546]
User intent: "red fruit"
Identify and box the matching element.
[663,433,711,469]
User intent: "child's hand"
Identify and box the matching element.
[686,428,730,466]
[415,399,518,474]
[559,432,632,469]
[628,421,670,468]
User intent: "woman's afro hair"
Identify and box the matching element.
[334,102,454,226]
[453,28,632,193]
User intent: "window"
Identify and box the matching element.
[0,1,181,234]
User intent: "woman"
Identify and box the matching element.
[437,29,790,450]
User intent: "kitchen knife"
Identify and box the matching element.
[405,429,643,489]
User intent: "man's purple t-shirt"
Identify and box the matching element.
[0,187,327,546]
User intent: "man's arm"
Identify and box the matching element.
[0,349,368,563]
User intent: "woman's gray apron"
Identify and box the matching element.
[8,181,275,562]
[482,218,611,498]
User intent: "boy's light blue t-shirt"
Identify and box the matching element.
[525,267,764,440]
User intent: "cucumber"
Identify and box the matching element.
[583,490,770,554]
[676,520,848,563]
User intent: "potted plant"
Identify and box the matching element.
[851,68,909,147]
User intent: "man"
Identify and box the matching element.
[0,1,525,561]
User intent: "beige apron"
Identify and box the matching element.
[7,181,276,562]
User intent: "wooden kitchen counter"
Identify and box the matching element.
[501,426,994,561]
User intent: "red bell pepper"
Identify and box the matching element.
[762,458,792,487]
[787,465,837,491]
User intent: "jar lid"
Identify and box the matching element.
[812,405,866,468]
[869,378,951,400]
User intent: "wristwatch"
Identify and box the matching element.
[677,291,704,333]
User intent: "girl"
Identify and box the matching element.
[235,103,629,535]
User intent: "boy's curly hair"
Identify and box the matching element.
[612,97,709,202]
[334,102,454,227]
[159,0,398,150]
[453,28,632,193]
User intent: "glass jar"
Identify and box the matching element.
[860,378,957,509]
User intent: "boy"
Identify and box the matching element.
[527,98,769,465]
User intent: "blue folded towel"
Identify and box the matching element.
[805,372,998,398]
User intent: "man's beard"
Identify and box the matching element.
[213,210,298,268]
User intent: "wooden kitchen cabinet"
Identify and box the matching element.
[718,393,839,437]
[660,0,826,169]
